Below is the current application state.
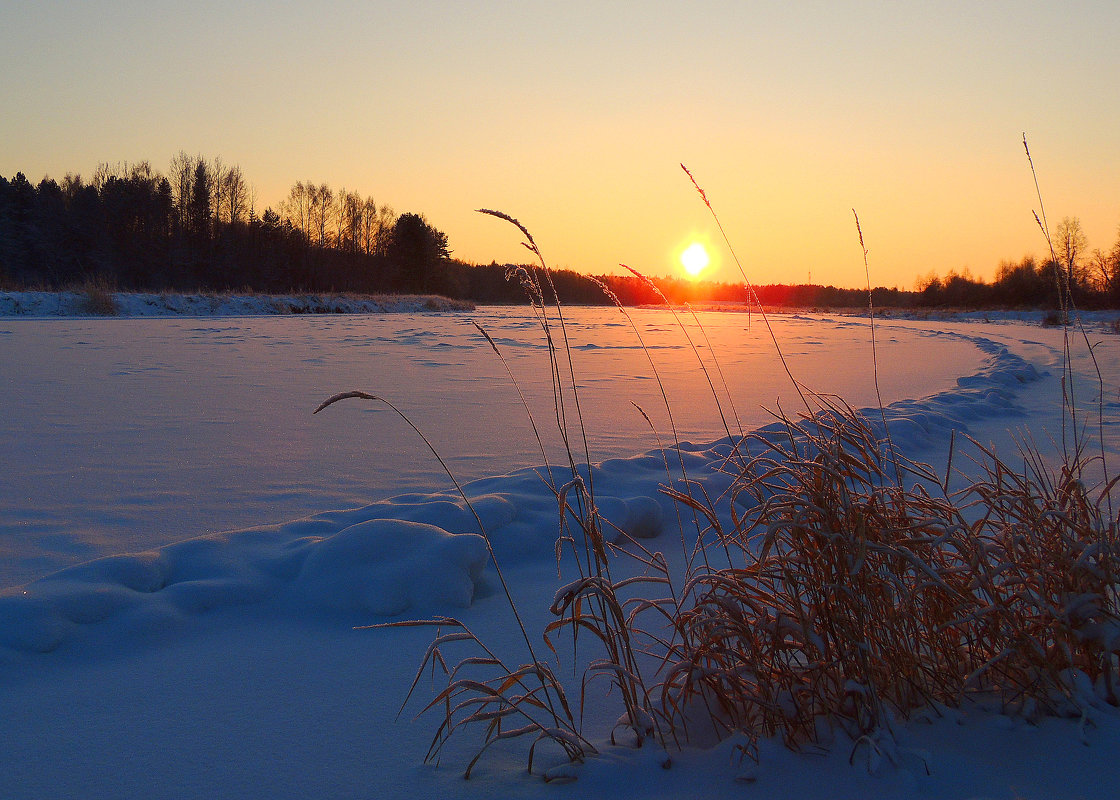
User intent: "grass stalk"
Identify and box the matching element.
[314,391,579,770]
[681,163,812,416]
[338,149,1118,779]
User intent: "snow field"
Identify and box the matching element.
[1,303,1119,799]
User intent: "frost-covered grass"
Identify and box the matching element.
[665,402,1118,749]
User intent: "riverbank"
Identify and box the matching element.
[0,289,474,317]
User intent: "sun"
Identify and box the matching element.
[679,242,710,278]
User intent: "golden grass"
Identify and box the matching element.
[318,156,1118,779]
[663,401,1118,750]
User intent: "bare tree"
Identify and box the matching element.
[221,165,249,225]
[310,183,333,248]
[60,172,84,204]
[91,160,142,190]
[169,151,196,232]
[359,197,379,255]
[1055,216,1088,290]
[334,188,360,252]
[333,188,347,250]
[280,181,314,243]
[344,191,364,253]
[375,204,397,257]
[209,155,226,230]
[1087,249,1111,293]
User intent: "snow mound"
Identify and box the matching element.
[863,336,1042,452]
[0,517,488,655]
[0,472,682,656]
[596,495,664,541]
[290,519,488,616]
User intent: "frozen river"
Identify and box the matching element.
[0,306,982,587]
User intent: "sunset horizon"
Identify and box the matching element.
[4,4,1120,797]
[3,2,1118,291]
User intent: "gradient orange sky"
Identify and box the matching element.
[2,1,1118,288]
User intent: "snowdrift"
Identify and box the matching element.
[0,334,1042,658]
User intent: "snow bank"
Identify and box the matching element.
[0,290,474,317]
[0,328,1045,658]
[0,515,488,654]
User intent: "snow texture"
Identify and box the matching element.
[2,297,1119,799]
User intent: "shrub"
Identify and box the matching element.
[78,277,119,316]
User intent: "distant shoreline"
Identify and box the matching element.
[4,290,1117,330]
[640,302,1120,328]
[0,290,475,318]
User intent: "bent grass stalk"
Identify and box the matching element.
[313,391,588,772]
[321,152,1118,778]
[582,270,725,575]
[477,209,597,501]
[681,163,813,416]
[1023,134,1113,522]
[852,210,904,491]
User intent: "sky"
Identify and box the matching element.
[2,0,1118,289]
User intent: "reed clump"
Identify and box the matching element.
[375,218,1115,778]
[663,402,973,747]
[322,162,1117,779]
[75,277,119,315]
[960,443,1119,713]
[661,401,1118,755]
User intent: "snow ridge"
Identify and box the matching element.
[0,330,1044,660]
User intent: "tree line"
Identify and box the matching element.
[0,155,453,296]
[914,217,1120,310]
[2,155,1118,310]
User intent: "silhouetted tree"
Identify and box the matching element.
[1110,225,1120,302]
[994,257,1047,306]
[280,181,314,244]
[220,164,248,226]
[302,183,327,249]
[190,160,211,240]
[1055,216,1087,304]
[8,155,1119,310]
[387,213,450,293]
[168,152,194,235]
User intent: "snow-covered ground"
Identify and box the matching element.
[2,300,1119,799]
[0,306,984,587]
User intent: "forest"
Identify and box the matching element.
[2,155,1119,310]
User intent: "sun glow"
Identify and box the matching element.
[679,242,710,279]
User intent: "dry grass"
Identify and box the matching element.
[380,617,591,778]
[662,402,1118,752]
[75,277,119,315]
[320,159,1118,779]
[960,442,1120,713]
[371,303,1118,776]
